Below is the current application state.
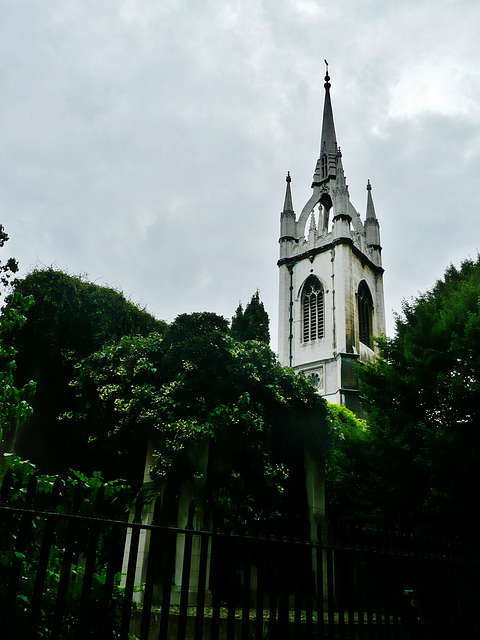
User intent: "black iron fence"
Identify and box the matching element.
[0,475,479,639]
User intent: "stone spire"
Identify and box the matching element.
[308,211,317,243]
[320,63,337,159]
[279,172,296,246]
[365,179,377,221]
[313,61,338,186]
[364,180,382,265]
[332,148,352,238]
[283,171,294,213]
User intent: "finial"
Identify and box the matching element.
[286,171,291,183]
[324,59,330,88]
[367,179,372,191]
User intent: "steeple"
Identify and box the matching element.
[313,61,338,186]
[283,171,294,213]
[364,180,382,266]
[365,180,377,221]
[279,172,296,250]
[320,61,337,158]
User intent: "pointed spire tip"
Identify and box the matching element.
[324,59,331,89]
[283,170,294,213]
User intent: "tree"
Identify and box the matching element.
[358,257,480,538]
[230,290,270,344]
[2,268,167,477]
[65,312,329,524]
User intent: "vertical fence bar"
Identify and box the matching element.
[357,527,368,640]
[99,519,128,640]
[254,531,266,640]
[119,495,144,640]
[193,521,211,640]
[4,475,37,640]
[314,520,325,640]
[139,495,163,640]
[378,528,393,640]
[304,529,314,640]
[226,528,238,640]
[77,487,105,638]
[292,522,303,640]
[344,524,356,639]
[50,483,84,640]
[267,532,279,640]
[27,478,62,635]
[177,502,195,640]
[241,529,252,640]
[157,515,177,640]
[277,525,289,640]
[365,529,375,635]
[210,517,226,640]
[326,527,335,640]
[333,523,345,639]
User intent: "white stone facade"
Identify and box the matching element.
[277,72,385,413]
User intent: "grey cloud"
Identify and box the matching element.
[1,0,480,346]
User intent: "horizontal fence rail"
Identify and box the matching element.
[1,476,479,639]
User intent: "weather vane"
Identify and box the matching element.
[324,59,329,75]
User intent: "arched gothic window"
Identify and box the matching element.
[302,276,324,342]
[358,281,373,348]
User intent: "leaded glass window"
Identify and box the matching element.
[358,281,373,348]
[302,277,324,342]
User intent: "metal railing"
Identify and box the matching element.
[1,475,479,639]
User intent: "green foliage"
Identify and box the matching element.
[230,290,270,344]
[359,256,480,537]
[324,403,376,524]
[0,454,131,637]
[10,268,165,360]
[66,312,328,525]
[0,290,36,450]
[0,453,131,516]
[0,227,36,451]
[2,267,167,477]
[0,224,19,288]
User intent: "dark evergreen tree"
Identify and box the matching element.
[230,290,269,344]
[230,302,246,341]
[357,256,480,539]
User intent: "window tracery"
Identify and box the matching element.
[302,276,324,342]
[358,281,373,348]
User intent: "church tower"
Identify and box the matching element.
[277,66,385,413]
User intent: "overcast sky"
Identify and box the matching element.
[1,0,480,347]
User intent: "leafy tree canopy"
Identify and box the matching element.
[2,268,167,475]
[65,312,328,523]
[359,256,480,538]
[230,290,270,344]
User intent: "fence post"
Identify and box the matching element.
[119,494,144,640]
